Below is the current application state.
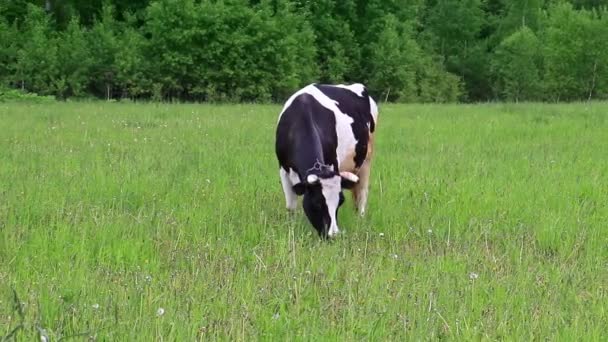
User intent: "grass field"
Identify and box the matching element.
[1,101,607,340]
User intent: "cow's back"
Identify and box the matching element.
[275,92,338,172]
[314,84,377,173]
[276,83,378,174]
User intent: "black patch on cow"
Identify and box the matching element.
[302,183,331,238]
[292,183,305,195]
[276,93,339,176]
[341,177,358,190]
[313,84,375,169]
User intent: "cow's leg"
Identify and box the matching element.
[280,168,297,210]
[352,159,372,216]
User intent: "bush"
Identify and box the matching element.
[0,87,55,103]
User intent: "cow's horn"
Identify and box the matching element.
[340,172,359,183]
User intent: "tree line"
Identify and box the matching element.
[1,0,607,103]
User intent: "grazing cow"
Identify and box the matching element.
[275,83,379,238]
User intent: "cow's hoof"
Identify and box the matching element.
[327,229,340,238]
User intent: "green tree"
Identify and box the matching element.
[144,0,198,99]
[491,26,541,101]
[425,0,484,58]
[571,0,608,10]
[593,11,608,99]
[88,3,119,99]
[541,2,608,101]
[14,4,57,95]
[143,0,316,101]
[256,0,317,100]
[55,16,92,98]
[0,0,30,24]
[422,0,486,100]
[114,13,150,99]
[416,54,463,103]
[367,14,418,102]
[0,16,19,87]
[305,0,360,83]
[498,0,544,37]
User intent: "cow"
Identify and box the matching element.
[275,83,379,238]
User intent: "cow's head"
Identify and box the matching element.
[301,164,358,238]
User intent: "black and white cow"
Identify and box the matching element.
[275,83,379,238]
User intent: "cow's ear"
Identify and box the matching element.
[292,183,305,195]
[340,172,359,189]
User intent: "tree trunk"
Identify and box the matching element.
[588,61,597,102]
[384,88,391,103]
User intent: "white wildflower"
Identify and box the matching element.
[156,308,165,317]
[469,272,479,280]
[92,303,100,310]
[38,328,48,342]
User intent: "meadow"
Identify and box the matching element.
[0,101,606,340]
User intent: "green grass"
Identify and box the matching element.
[1,101,607,340]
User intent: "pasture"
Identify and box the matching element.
[1,102,606,340]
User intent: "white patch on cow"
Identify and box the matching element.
[280,168,297,210]
[336,83,366,97]
[369,96,379,123]
[303,86,358,170]
[288,168,301,185]
[320,175,342,237]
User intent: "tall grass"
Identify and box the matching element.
[1,102,606,340]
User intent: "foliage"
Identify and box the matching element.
[0,16,18,86]
[492,26,542,101]
[14,4,57,95]
[142,0,317,101]
[87,4,120,100]
[366,15,418,102]
[0,0,607,102]
[55,16,93,98]
[0,87,55,102]
[541,2,608,101]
